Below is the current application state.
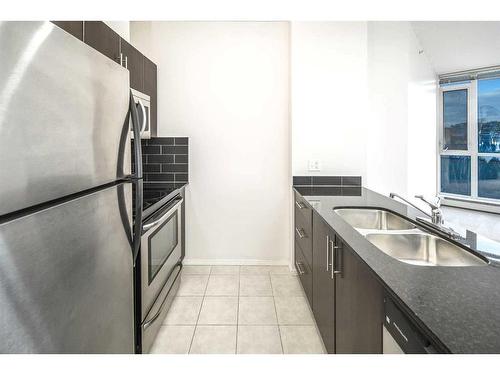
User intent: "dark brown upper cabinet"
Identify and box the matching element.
[312,212,336,354]
[83,21,121,64]
[143,56,158,137]
[335,241,383,354]
[52,21,157,134]
[121,39,144,91]
[51,21,84,41]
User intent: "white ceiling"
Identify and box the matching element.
[411,21,500,74]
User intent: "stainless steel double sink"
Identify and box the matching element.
[333,208,487,267]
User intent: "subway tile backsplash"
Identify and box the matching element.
[293,175,362,187]
[132,137,189,184]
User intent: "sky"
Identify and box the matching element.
[478,78,500,123]
[443,78,500,126]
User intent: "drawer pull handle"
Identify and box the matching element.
[295,200,306,209]
[295,261,305,275]
[295,227,306,239]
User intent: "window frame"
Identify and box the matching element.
[438,79,500,213]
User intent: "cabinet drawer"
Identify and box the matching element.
[295,205,312,267]
[294,193,312,225]
[295,245,313,307]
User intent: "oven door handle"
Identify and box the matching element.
[143,198,183,232]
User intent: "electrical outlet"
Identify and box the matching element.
[308,159,321,171]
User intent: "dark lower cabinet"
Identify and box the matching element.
[295,245,313,307]
[298,196,384,354]
[51,21,84,41]
[312,212,336,353]
[335,241,383,353]
[83,21,121,63]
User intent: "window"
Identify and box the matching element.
[439,77,500,204]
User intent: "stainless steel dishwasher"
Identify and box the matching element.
[383,296,438,354]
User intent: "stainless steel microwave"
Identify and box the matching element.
[130,88,151,139]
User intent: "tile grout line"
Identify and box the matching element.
[269,272,285,354]
[187,268,211,354]
[235,266,241,354]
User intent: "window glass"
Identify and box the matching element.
[443,90,468,150]
[478,157,500,199]
[440,155,471,196]
[478,78,500,153]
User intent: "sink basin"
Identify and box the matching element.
[365,233,487,267]
[334,208,416,230]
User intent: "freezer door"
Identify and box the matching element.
[0,22,130,215]
[0,183,134,353]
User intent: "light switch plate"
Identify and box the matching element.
[308,159,321,171]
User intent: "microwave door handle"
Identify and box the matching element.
[143,198,184,232]
[138,99,147,134]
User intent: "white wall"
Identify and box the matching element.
[104,21,130,42]
[366,22,410,196]
[365,22,437,198]
[291,22,437,200]
[406,27,438,199]
[291,22,368,179]
[131,22,291,265]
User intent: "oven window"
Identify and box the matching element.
[148,212,178,284]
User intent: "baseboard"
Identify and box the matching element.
[182,258,287,266]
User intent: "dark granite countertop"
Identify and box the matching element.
[294,185,500,353]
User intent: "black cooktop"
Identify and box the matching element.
[143,186,179,210]
[142,182,186,218]
[132,182,186,219]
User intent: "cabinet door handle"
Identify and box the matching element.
[326,235,330,271]
[333,242,343,277]
[124,55,128,69]
[295,200,306,209]
[295,227,306,239]
[330,241,337,279]
[295,261,305,275]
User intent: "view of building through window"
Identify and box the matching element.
[440,77,500,201]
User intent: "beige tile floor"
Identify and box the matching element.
[149,265,326,354]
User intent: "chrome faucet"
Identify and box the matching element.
[389,192,463,240]
[388,192,441,223]
[414,195,443,225]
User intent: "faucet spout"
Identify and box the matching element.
[389,192,431,219]
[389,192,460,240]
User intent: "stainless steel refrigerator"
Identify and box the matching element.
[0,21,143,353]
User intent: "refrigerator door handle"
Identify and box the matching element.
[132,180,142,265]
[130,90,143,180]
[129,90,143,265]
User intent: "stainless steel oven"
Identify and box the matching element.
[130,88,151,139]
[140,196,183,352]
